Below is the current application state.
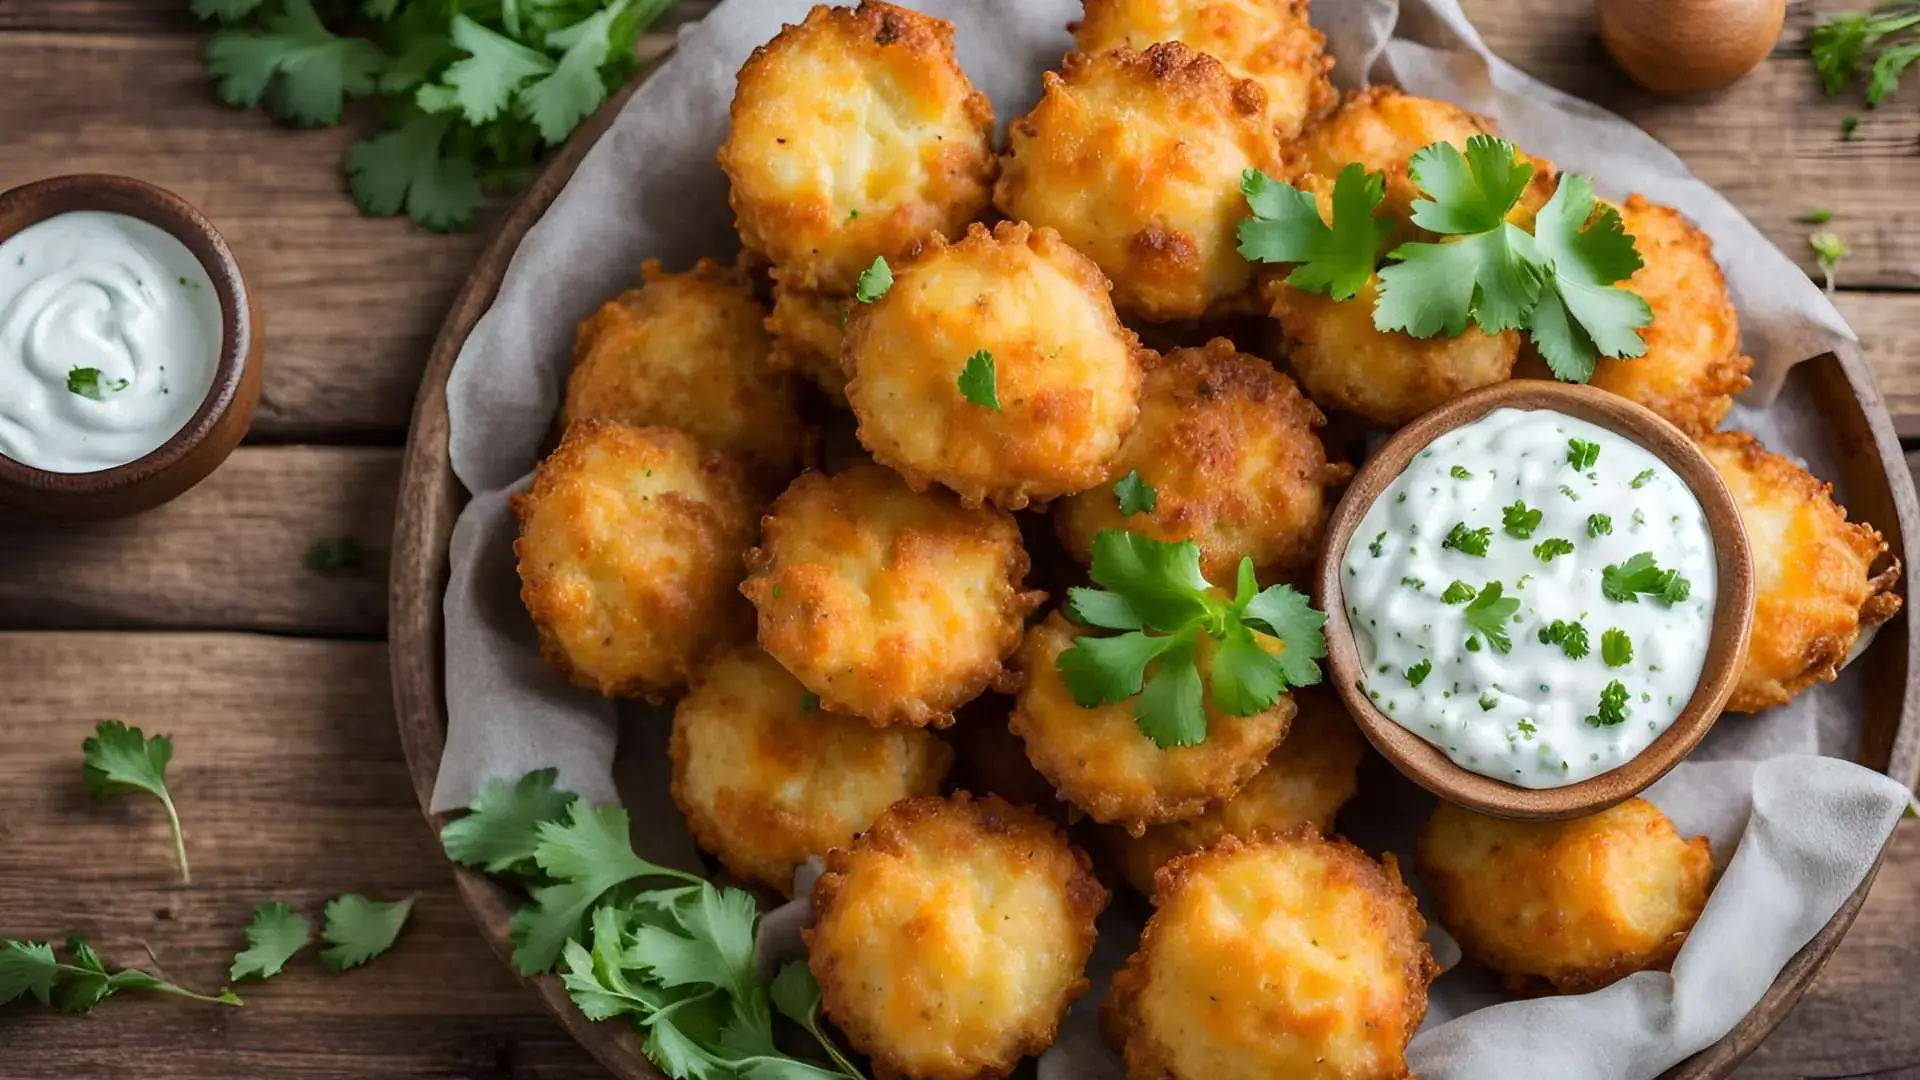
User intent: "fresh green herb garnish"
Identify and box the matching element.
[1502,500,1542,539]
[1810,229,1849,292]
[439,767,576,875]
[854,257,892,303]
[1811,5,1920,108]
[1558,483,1581,502]
[1478,691,1499,711]
[230,902,311,982]
[1587,513,1613,537]
[1602,627,1634,667]
[320,895,415,971]
[1586,679,1631,727]
[1369,531,1388,557]
[1804,208,1834,225]
[1114,470,1157,515]
[1524,174,1653,381]
[1,938,241,1012]
[82,721,190,883]
[1538,619,1590,660]
[1450,464,1473,480]
[1630,468,1656,489]
[1442,523,1492,557]
[1401,576,1425,591]
[1601,552,1692,605]
[304,537,365,573]
[957,350,1000,411]
[1236,163,1391,300]
[66,367,129,401]
[1441,580,1477,604]
[1516,718,1537,736]
[800,691,820,712]
[1463,581,1520,653]
[1567,438,1601,471]
[1406,659,1432,687]
[1533,538,1575,562]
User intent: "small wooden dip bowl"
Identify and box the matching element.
[1315,380,1756,820]
[0,174,261,521]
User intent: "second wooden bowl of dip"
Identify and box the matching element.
[0,174,261,522]
[1315,379,1755,820]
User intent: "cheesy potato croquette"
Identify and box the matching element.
[807,793,1107,1080]
[669,646,952,895]
[1266,274,1519,428]
[1416,798,1712,994]
[845,222,1149,507]
[742,464,1043,727]
[719,2,996,294]
[1112,686,1364,895]
[1012,613,1297,834]
[1072,0,1337,140]
[1104,832,1437,1080]
[1699,432,1903,712]
[565,259,809,481]
[514,422,758,699]
[1052,339,1349,582]
[766,282,851,400]
[1580,197,1753,435]
[994,43,1292,321]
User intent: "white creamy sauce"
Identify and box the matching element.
[0,211,221,473]
[1342,407,1716,788]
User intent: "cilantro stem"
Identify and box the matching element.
[161,793,190,884]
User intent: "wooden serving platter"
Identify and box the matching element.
[387,53,1920,1080]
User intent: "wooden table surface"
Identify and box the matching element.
[1,1,1916,1076]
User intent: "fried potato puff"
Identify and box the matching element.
[807,793,1108,1080]
[564,259,810,482]
[1112,685,1364,895]
[513,421,758,700]
[844,222,1150,508]
[994,43,1290,322]
[1699,431,1902,712]
[1072,0,1338,140]
[719,1,996,294]
[1416,798,1712,994]
[1104,831,1437,1080]
[1052,339,1350,582]
[767,281,852,401]
[669,646,952,895]
[1011,613,1297,834]
[742,464,1044,727]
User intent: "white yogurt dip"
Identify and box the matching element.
[0,211,222,473]
[1342,407,1716,788]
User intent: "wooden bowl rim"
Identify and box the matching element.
[1315,380,1756,820]
[0,173,256,500]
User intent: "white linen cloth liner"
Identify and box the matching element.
[432,1,1914,1077]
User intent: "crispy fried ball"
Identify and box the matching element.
[564,259,809,481]
[845,222,1150,508]
[1266,274,1519,428]
[669,646,952,895]
[719,1,996,294]
[1416,798,1712,995]
[1699,432,1903,712]
[742,464,1044,727]
[1052,339,1350,582]
[1104,831,1437,1080]
[1112,686,1364,895]
[1011,612,1297,835]
[995,43,1293,321]
[1579,197,1753,435]
[807,793,1108,1080]
[1072,0,1337,140]
[767,281,851,401]
[513,422,758,699]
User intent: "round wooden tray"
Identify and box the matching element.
[388,67,1920,1080]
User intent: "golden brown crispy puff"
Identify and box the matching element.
[845,221,1150,508]
[1052,339,1351,581]
[1104,830,1437,1080]
[1266,274,1519,428]
[719,2,996,294]
[512,421,758,700]
[1698,431,1902,712]
[564,259,811,483]
[1416,798,1712,995]
[994,43,1292,322]
[807,793,1108,1080]
[742,463,1045,728]
[1111,685,1364,895]
[766,281,851,402]
[1011,612,1296,835]
[1072,0,1337,140]
[669,646,951,895]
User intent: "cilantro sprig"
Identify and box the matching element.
[957,350,1000,411]
[2,938,241,1013]
[1601,552,1692,605]
[1237,163,1392,300]
[67,367,129,401]
[230,903,312,982]
[1114,470,1156,515]
[1538,618,1590,660]
[1376,136,1544,337]
[82,721,190,883]
[1461,580,1520,653]
[1502,500,1542,539]
[1811,5,1920,118]
[1056,530,1326,749]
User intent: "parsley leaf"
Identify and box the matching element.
[510,800,703,974]
[1601,552,1692,605]
[1587,679,1631,727]
[1369,531,1387,557]
[1567,438,1601,470]
[957,350,1000,411]
[1376,136,1545,337]
[345,109,482,232]
[1587,513,1613,538]
[1502,500,1542,539]
[205,0,385,126]
[66,367,129,401]
[1527,174,1652,381]
[1602,627,1634,667]
[1631,468,1656,489]
[1442,522,1492,557]
[1462,581,1520,653]
[320,894,416,971]
[3,938,240,1011]
[438,15,553,126]
[230,902,312,982]
[1811,6,1920,101]
[1539,619,1590,660]
[1441,580,1477,604]
[854,257,892,303]
[1450,464,1473,479]
[1534,537,1575,562]
[82,721,190,883]
[1114,470,1156,515]
[516,4,630,144]
[440,766,577,875]
[1237,163,1391,301]
[1406,658,1432,687]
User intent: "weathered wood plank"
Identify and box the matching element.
[0,447,396,636]
[1841,292,1920,439]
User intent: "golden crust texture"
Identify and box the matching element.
[1699,431,1903,713]
[845,221,1150,508]
[512,421,758,700]
[1104,831,1437,1080]
[766,281,851,401]
[719,1,996,293]
[742,464,1045,727]
[1415,798,1712,995]
[1580,196,1753,435]
[669,646,953,895]
[1112,685,1364,895]
[807,793,1109,1080]
[994,43,1292,322]
[1072,0,1337,140]
[1011,612,1296,835]
[564,259,810,482]
[1052,339,1351,582]
[1267,274,1519,428]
